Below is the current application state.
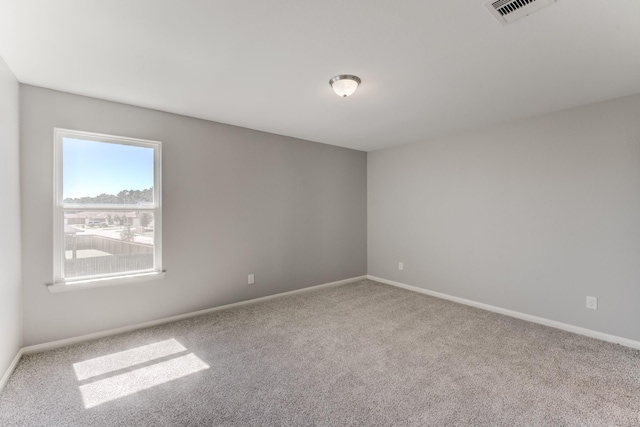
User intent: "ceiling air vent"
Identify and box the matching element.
[485,0,557,25]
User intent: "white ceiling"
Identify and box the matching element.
[1,0,639,151]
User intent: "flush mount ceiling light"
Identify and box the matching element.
[329,75,361,97]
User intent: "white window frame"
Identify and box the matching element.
[50,128,163,292]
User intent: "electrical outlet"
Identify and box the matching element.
[248,274,255,285]
[398,262,404,271]
[586,296,598,310]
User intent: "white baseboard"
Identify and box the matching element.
[22,275,367,355]
[0,349,24,393]
[368,275,640,351]
[13,272,635,392]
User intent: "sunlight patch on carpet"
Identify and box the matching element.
[73,339,209,408]
[73,339,187,381]
[79,353,209,408]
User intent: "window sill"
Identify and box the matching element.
[48,271,165,293]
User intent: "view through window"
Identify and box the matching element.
[54,129,162,284]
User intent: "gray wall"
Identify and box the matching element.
[0,57,22,374]
[21,85,367,346]
[368,94,640,342]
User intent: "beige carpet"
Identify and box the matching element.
[1,279,639,426]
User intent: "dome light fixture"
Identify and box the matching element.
[329,74,361,97]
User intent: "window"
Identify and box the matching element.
[51,129,162,291]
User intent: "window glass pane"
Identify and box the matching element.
[63,210,155,278]
[63,138,154,205]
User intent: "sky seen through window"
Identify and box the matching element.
[63,138,154,200]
